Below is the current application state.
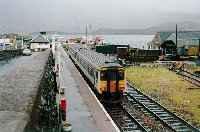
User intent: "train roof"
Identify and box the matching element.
[69,44,122,68]
[102,62,122,68]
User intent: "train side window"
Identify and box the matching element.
[96,72,98,79]
[95,72,98,84]
[100,71,107,81]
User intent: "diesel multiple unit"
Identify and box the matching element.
[68,44,126,100]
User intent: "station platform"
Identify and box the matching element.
[56,46,119,132]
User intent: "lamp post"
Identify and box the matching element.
[22,34,24,49]
[85,25,88,44]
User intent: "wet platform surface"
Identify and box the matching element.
[56,46,119,132]
[0,51,50,132]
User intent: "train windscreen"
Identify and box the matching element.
[100,70,124,81]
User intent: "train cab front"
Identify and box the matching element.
[98,65,126,103]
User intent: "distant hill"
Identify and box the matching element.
[92,28,150,35]
[146,21,200,32]
[93,21,200,35]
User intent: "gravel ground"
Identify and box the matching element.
[0,50,50,132]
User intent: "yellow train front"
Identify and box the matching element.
[95,63,126,102]
[68,44,126,102]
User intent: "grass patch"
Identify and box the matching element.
[126,66,200,127]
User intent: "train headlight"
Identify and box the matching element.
[119,87,125,90]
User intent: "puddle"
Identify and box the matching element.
[0,57,20,76]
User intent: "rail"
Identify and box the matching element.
[177,70,200,87]
[126,82,199,132]
[122,94,173,131]
[103,103,147,132]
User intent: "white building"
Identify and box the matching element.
[30,34,50,51]
[0,39,14,50]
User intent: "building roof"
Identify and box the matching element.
[167,31,200,40]
[167,31,200,47]
[31,35,50,43]
[159,32,173,43]
[151,31,200,48]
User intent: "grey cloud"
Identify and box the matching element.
[0,0,199,33]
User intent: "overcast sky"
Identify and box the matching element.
[0,0,199,33]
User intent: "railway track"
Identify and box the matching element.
[103,103,147,132]
[67,47,199,131]
[177,70,200,87]
[122,94,173,131]
[126,82,199,132]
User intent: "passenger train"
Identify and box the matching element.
[68,44,126,101]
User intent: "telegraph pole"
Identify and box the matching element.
[176,24,178,47]
[198,39,200,58]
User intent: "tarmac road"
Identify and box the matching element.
[0,51,50,132]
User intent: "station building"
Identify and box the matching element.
[30,32,50,51]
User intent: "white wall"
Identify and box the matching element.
[31,43,50,51]
[0,39,10,43]
[31,43,39,50]
[39,43,50,49]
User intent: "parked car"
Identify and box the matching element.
[22,49,32,56]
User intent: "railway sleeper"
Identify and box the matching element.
[176,128,192,132]
[152,109,165,113]
[171,123,185,127]
[169,123,188,129]
[138,100,150,103]
[166,120,181,124]
[130,96,144,99]
[173,125,190,130]
[135,95,146,98]
[140,101,153,104]
[143,103,155,106]
[147,107,161,110]
[123,121,137,127]
[159,113,170,117]
[153,111,167,114]
[161,116,174,120]
[159,115,173,119]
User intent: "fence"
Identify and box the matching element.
[0,49,22,60]
[25,51,60,132]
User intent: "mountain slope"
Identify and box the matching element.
[93,21,200,35]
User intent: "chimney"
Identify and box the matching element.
[40,32,46,35]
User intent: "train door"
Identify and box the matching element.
[107,70,119,93]
[107,70,124,93]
